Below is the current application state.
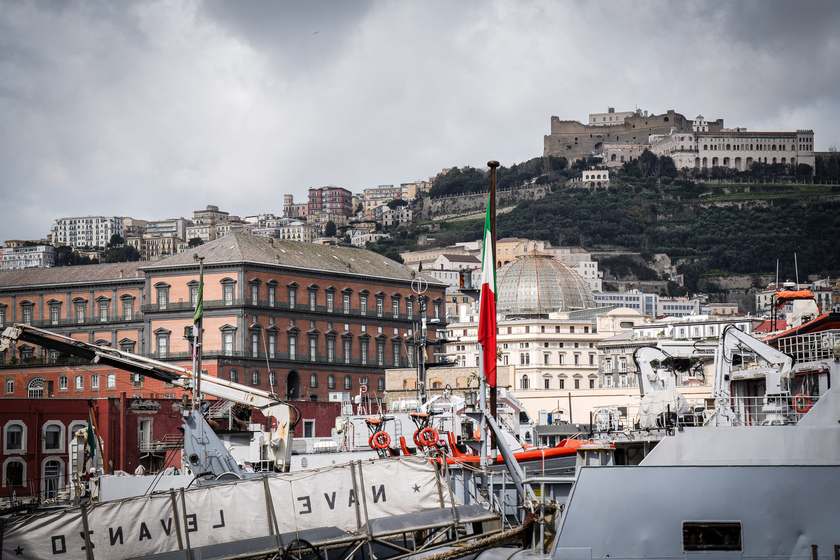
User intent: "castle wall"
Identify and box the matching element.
[544,110,691,159]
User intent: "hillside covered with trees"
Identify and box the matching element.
[368,152,840,290]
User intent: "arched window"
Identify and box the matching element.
[377,377,385,391]
[229,369,239,384]
[28,378,45,398]
[344,375,352,390]
[4,458,24,487]
[521,375,530,389]
[269,371,277,387]
[43,459,63,500]
[4,422,25,453]
[328,374,336,389]
[251,369,260,386]
[310,373,318,388]
[43,422,64,452]
[360,376,369,388]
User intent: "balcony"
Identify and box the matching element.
[141,299,441,326]
[21,314,144,328]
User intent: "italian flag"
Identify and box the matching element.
[477,199,497,387]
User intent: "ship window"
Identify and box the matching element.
[683,522,742,551]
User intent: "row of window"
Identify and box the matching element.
[520,375,598,390]
[154,280,442,319]
[226,369,386,392]
[4,456,67,499]
[2,420,86,455]
[2,296,136,327]
[702,143,795,151]
[158,325,415,367]
[5,374,125,396]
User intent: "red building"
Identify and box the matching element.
[0,395,344,503]
[0,396,183,503]
[0,234,447,440]
[307,186,353,218]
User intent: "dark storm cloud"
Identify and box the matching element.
[1,0,839,242]
[199,0,375,74]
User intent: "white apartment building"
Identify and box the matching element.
[276,224,320,243]
[566,170,611,188]
[51,216,124,248]
[145,218,192,240]
[650,129,815,171]
[0,245,56,270]
[593,290,700,318]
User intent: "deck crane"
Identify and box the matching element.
[707,325,794,426]
[0,324,298,482]
[631,344,714,429]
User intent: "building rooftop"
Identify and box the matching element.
[0,262,147,289]
[144,233,443,284]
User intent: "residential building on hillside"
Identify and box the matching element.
[126,235,185,260]
[400,181,431,200]
[123,218,148,239]
[51,216,124,249]
[427,254,481,288]
[401,246,472,271]
[0,234,449,406]
[145,217,192,241]
[362,185,403,219]
[283,195,308,220]
[308,186,353,219]
[193,204,229,225]
[0,244,55,270]
[496,238,548,268]
[380,206,412,227]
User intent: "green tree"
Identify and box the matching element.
[188,237,204,248]
[324,221,337,237]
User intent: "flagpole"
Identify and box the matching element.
[487,160,499,456]
[193,256,205,442]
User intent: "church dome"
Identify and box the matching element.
[496,251,596,317]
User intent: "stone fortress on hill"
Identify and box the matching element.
[544,107,815,173]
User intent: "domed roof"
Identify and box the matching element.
[496,251,596,317]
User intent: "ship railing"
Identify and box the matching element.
[725,394,819,426]
[776,330,840,364]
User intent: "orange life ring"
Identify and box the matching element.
[369,431,391,450]
[793,394,812,413]
[418,427,439,447]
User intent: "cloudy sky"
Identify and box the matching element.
[2,0,839,241]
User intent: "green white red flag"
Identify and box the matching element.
[477,198,497,387]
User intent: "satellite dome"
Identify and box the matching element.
[496,251,595,317]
